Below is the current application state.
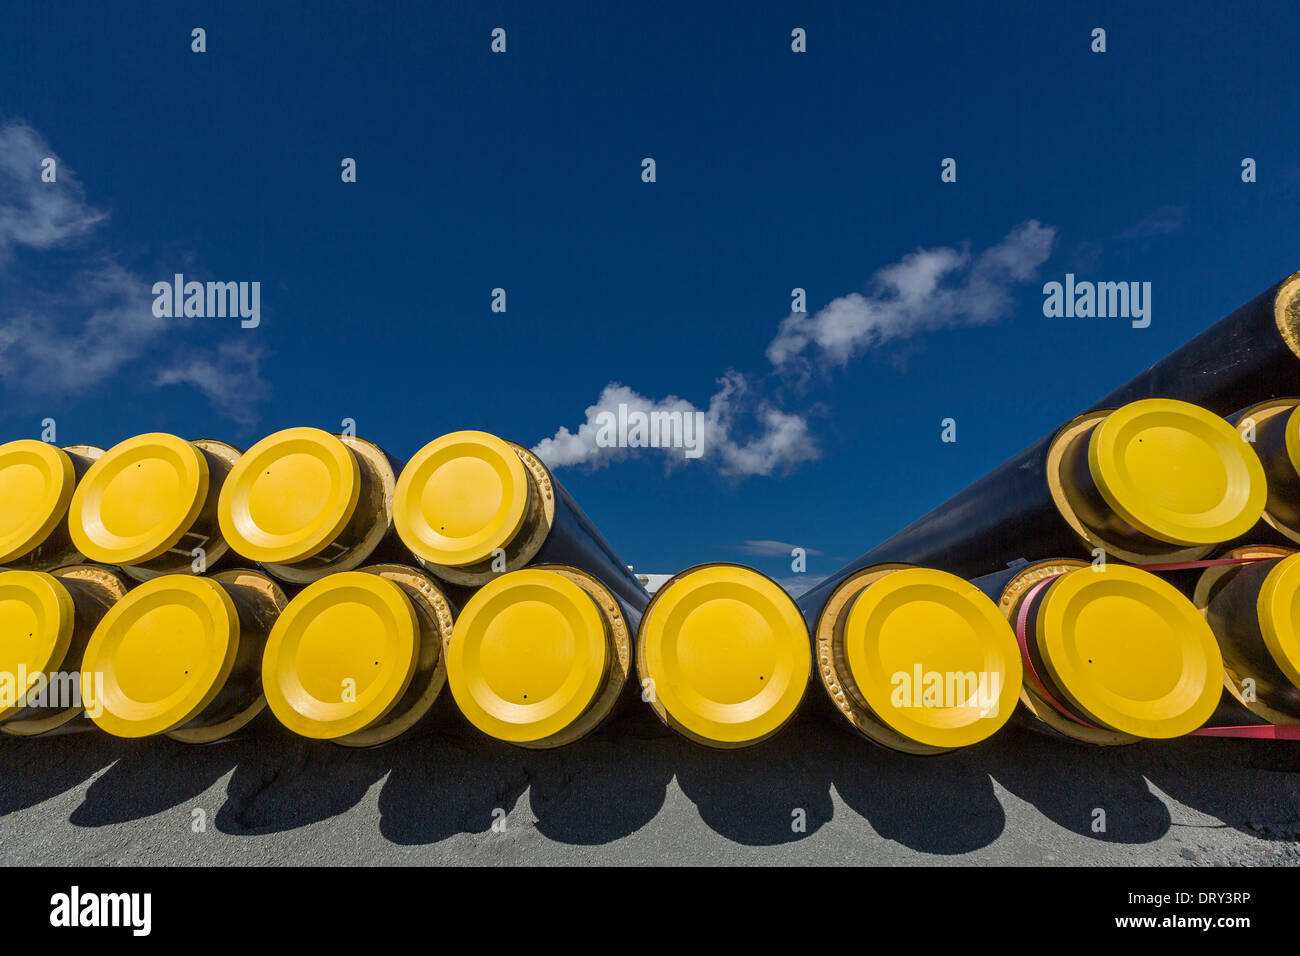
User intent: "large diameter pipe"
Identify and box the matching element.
[218,427,404,584]
[799,398,1267,620]
[1228,399,1300,544]
[636,563,810,749]
[806,564,1022,754]
[971,561,1224,743]
[261,564,454,747]
[445,564,641,748]
[0,564,129,736]
[1193,547,1300,725]
[81,569,287,741]
[0,441,104,569]
[393,430,648,619]
[68,432,241,580]
[1090,271,1300,412]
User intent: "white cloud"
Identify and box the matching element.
[766,219,1056,368]
[0,124,106,256]
[532,372,819,477]
[1122,205,1185,239]
[155,339,270,426]
[537,220,1055,476]
[0,121,267,424]
[735,540,822,558]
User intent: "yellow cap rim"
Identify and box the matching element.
[1256,553,1300,689]
[262,572,418,739]
[1088,399,1266,545]
[0,441,76,563]
[218,427,361,564]
[1284,405,1300,476]
[394,431,529,567]
[841,568,1022,749]
[1036,565,1222,738]
[69,433,209,565]
[0,571,75,721]
[448,569,608,743]
[640,565,810,745]
[82,575,238,738]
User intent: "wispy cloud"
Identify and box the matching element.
[733,539,822,558]
[536,220,1055,476]
[766,219,1056,368]
[0,121,268,425]
[1122,205,1186,240]
[155,339,270,426]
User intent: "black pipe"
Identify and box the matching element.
[395,432,649,627]
[798,272,1300,625]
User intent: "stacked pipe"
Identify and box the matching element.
[799,269,1300,749]
[1,271,1299,753]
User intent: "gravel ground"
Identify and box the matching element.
[2,703,1298,866]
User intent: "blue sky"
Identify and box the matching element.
[2,1,1298,590]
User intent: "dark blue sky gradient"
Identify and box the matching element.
[2,1,1297,585]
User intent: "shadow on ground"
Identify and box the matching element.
[4,701,1299,854]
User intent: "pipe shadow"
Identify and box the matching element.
[672,714,835,846]
[378,704,674,846]
[0,729,121,814]
[70,734,242,828]
[1141,737,1300,842]
[982,720,1172,845]
[215,722,394,835]
[829,717,1007,855]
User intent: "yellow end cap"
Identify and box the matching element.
[262,571,418,739]
[82,575,238,737]
[218,427,361,564]
[1284,405,1300,476]
[640,565,810,745]
[0,441,76,563]
[1036,564,1222,738]
[1256,552,1300,689]
[447,569,608,743]
[841,568,1022,749]
[69,433,209,565]
[1088,398,1266,545]
[394,431,529,567]
[0,571,75,720]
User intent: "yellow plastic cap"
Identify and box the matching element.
[69,433,209,565]
[1036,564,1222,738]
[0,441,76,563]
[1256,552,1300,689]
[394,431,529,567]
[640,566,810,745]
[447,569,608,743]
[218,427,361,564]
[1284,405,1300,476]
[841,568,1022,748]
[262,572,419,739]
[0,571,75,720]
[1088,399,1266,545]
[82,575,238,738]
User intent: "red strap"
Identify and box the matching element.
[1013,555,1298,740]
[1014,572,1104,730]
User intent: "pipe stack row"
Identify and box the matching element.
[2,271,1300,755]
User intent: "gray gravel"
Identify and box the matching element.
[2,703,1298,866]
